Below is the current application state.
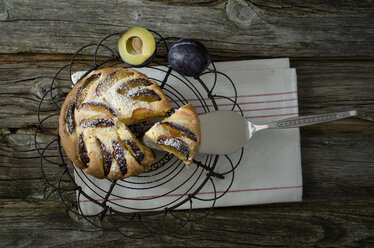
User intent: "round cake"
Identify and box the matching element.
[59,67,201,180]
[59,67,173,180]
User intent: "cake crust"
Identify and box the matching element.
[144,104,201,165]
[58,67,171,180]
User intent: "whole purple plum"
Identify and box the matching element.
[168,39,211,78]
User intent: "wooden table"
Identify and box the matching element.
[1,1,373,247]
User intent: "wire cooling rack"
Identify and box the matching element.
[35,30,244,238]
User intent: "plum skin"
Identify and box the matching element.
[168,39,211,78]
[159,121,197,142]
[66,103,75,134]
[124,140,145,163]
[157,137,189,160]
[126,88,161,102]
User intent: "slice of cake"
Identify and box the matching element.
[144,104,201,165]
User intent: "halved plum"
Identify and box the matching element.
[127,89,161,102]
[112,140,128,176]
[118,26,156,67]
[157,137,189,160]
[96,70,134,96]
[159,121,197,142]
[116,78,153,95]
[123,140,145,163]
[79,118,115,128]
[78,133,89,167]
[66,102,75,134]
[80,102,117,119]
[96,137,112,176]
[75,73,101,108]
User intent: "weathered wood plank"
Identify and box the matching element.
[2,199,374,247]
[0,0,373,56]
[0,0,373,246]
[1,119,373,201]
[294,60,374,121]
[0,57,373,128]
[0,55,373,201]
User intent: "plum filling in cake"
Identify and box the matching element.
[112,140,128,176]
[78,133,89,167]
[96,70,134,96]
[75,73,101,108]
[126,89,161,102]
[80,102,117,119]
[117,78,153,95]
[66,103,75,134]
[96,137,112,176]
[159,121,197,141]
[79,118,115,128]
[131,108,155,121]
[124,140,145,163]
[157,137,189,160]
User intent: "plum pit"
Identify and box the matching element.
[126,36,143,55]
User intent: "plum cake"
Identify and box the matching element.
[144,104,201,166]
[59,67,171,180]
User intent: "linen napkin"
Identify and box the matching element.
[72,58,302,215]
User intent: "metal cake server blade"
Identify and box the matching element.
[198,110,357,155]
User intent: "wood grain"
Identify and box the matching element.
[0,56,373,128]
[0,0,373,56]
[1,0,374,247]
[1,120,373,201]
[2,199,374,247]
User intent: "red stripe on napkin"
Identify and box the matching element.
[172,91,297,103]
[245,112,299,119]
[236,105,298,112]
[194,98,298,108]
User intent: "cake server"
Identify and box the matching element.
[144,110,357,155]
[198,110,357,154]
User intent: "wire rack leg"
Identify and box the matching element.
[160,67,172,89]
[99,180,118,220]
[194,159,224,179]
